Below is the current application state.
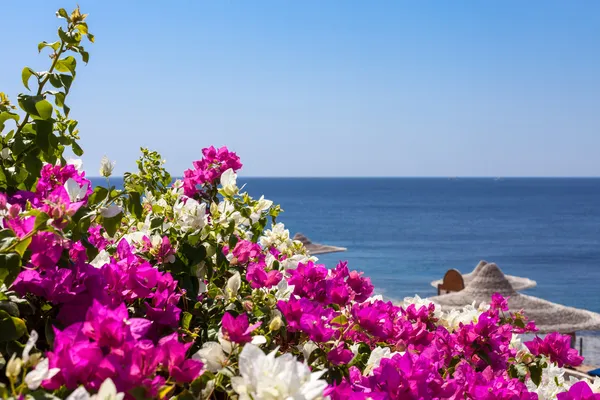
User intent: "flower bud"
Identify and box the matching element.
[226,272,241,298]
[1,148,11,160]
[8,204,20,219]
[269,316,283,331]
[99,156,115,178]
[243,300,253,312]
[6,354,22,380]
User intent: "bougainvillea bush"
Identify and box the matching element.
[0,8,599,400]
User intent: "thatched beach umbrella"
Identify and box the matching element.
[430,263,600,334]
[430,260,537,291]
[293,233,347,255]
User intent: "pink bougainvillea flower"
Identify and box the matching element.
[525,332,584,367]
[221,312,261,344]
[558,381,600,400]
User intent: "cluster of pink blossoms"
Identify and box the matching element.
[270,258,585,399]
[226,239,283,288]
[2,162,202,396]
[182,145,242,196]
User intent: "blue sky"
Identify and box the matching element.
[2,1,600,177]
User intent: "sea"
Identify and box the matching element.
[95,177,600,314]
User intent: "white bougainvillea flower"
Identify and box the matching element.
[65,378,124,400]
[22,330,38,364]
[526,362,567,399]
[99,204,123,218]
[400,295,442,319]
[67,158,83,171]
[226,272,241,298]
[440,301,489,332]
[250,196,273,224]
[220,168,238,197]
[231,343,328,400]
[64,178,89,202]
[25,358,60,390]
[194,341,227,373]
[99,156,116,178]
[93,378,125,400]
[364,347,403,376]
[90,250,111,269]
[173,196,207,232]
[66,386,91,400]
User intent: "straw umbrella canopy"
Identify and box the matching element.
[293,233,347,255]
[430,260,537,291]
[430,263,600,334]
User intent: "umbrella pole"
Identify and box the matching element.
[568,332,576,349]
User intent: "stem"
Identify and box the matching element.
[1,229,36,254]
[14,42,66,137]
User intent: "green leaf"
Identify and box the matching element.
[38,41,60,53]
[0,301,20,317]
[12,137,31,156]
[14,236,32,258]
[529,364,542,387]
[34,99,53,120]
[88,186,108,205]
[23,155,43,180]
[0,253,21,288]
[0,112,19,132]
[330,314,348,326]
[181,312,192,330]
[21,68,36,91]
[0,311,26,342]
[72,141,83,157]
[81,51,90,64]
[18,94,40,116]
[75,23,88,35]
[33,212,50,231]
[54,92,65,108]
[48,73,74,93]
[35,120,53,153]
[45,319,56,348]
[56,8,69,19]
[102,213,123,237]
[58,27,78,44]
[128,192,143,219]
[54,56,77,76]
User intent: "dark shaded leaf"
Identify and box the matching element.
[128,192,143,219]
[0,311,26,342]
[102,213,123,237]
[35,120,53,152]
[529,364,542,386]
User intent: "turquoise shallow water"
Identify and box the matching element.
[95,177,600,314]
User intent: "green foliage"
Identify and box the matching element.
[0,6,93,192]
[0,310,26,342]
[124,148,172,197]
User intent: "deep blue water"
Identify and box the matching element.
[96,178,600,314]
